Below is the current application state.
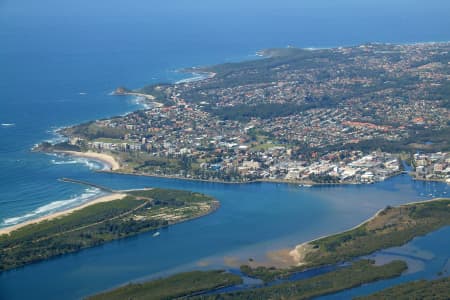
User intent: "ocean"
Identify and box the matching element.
[1,0,450,298]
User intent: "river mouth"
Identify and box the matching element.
[1,173,448,300]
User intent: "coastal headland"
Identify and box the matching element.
[36,42,449,186]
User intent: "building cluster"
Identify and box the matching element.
[65,43,449,184]
[159,43,449,115]
[242,150,401,184]
[413,152,450,183]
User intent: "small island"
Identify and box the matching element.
[87,198,450,300]
[0,187,219,271]
[89,260,407,300]
[88,270,243,300]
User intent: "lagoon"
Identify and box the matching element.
[0,174,448,299]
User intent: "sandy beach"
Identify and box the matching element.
[0,193,126,235]
[57,150,121,170]
[286,207,387,266]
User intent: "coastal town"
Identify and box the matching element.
[412,152,450,183]
[51,42,449,184]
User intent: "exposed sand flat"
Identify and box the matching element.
[0,193,126,235]
[287,198,449,266]
[289,242,316,266]
[58,150,121,170]
[265,248,299,268]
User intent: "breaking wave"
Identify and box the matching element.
[50,156,107,171]
[1,188,104,227]
[44,127,68,144]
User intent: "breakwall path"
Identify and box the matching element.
[59,178,116,193]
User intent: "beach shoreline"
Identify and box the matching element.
[0,193,127,236]
[56,150,121,171]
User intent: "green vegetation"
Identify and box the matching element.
[239,265,288,283]
[93,138,125,143]
[356,276,450,300]
[137,84,174,105]
[35,141,82,152]
[89,198,450,300]
[62,121,128,140]
[326,127,450,153]
[240,199,450,282]
[306,199,450,266]
[208,102,332,121]
[0,188,218,271]
[197,260,407,300]
[88,270,243,300]
[118,152,244,182]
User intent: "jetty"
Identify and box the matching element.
[59,178,116,193]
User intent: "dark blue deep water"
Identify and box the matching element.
[1,0,449,299]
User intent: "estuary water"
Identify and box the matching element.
[1,0,450,227]
[1,0,450,298]
[0,174,448,299]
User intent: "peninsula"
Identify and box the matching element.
[37,42,450,185]
[89,198,450,299]
[0,187,219,271]
[241,198,450,282]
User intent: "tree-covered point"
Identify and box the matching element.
[0,188,218,271]
[88,270,243,300]
[195,260,407,300]
[356,276,450,300]
[240,199,450,282]
[62,121,129,140]
[34,141,82,152]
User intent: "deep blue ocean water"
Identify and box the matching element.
[1,0,450,298]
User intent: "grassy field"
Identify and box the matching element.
[88,270,243,300]
[0,188,218,271]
